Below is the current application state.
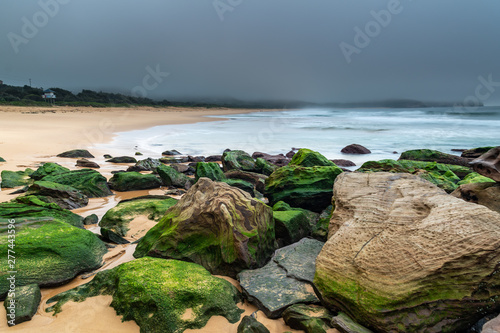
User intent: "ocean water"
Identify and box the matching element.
[96,107,500,167]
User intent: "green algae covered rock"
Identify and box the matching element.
[108,172,162,192]
[0,157,5,162]
[237,315,270,333]
[57,149,94,158]
[1,169,34,188]
[4,284,41,326]
[195,162,226,181]
[331,312,374,333]
[30,162,70,180]
[24,180,89,210]
[358,159,473,193]
[265,165,343,212]
[289,149,335,167]
[222,150,258,172]
[47,257,243,333]
[255,157,278,176]
[0,218,106,299]
[399,149,470,166]
[134,178,276,278]
[1,195,84,228]
[41,169,112,197]
[282,304,332,333]
[100,195,178,238]
[222,178,255,196]
[457,172,496,185]
[273,210,311,246]
[157,165,194,189]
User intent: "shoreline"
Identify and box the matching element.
[0,105,281,173]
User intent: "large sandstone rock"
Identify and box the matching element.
[470,146,500,182]
[47,257,243,333]
[315,172,500,333]
[134,178,276,277]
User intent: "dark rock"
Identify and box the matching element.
[205,155,222,162]
[340,144,371,154]
[164,188,186,196]
[156,165,194,190]
[331,159,356,167]
[171,164,190,173]
[134,178,276,278]
[222,179,255,197]
[100,228,130,244]
[10,186,29,194]
[41,169,113,198]
[470,146,500,182]
[286,150,296,159]
[135,152,143,156]
[451,148,467,152]
[237,260,320,319]
[195,162,226,181]
[24,181,89,210]
[282,304,332,333]
[130,158,162,172]
[273,210,312,247]
[103,154,112,159]
[57,149,94,158]
[83,214,98,225]
[0,157,5,162]
[162,149,182,156]
[225,170,267,194]
[222,150,258,172]
[47,258,243,333]
[255,158,279,176]
[188,155,205,162]
[331,313,374,333]
[452,182,500,214]
[399,149,471,167]
[31,163,69,181]
[462,146,497,159]
[1,169,34,188]
[76,158,100,169]
[0,217,106,299]
[237,316,270,333]
[265,165,343,212]
[105,156,137,163]
[4,284,41,326]
[289,149,335,167]
[108,172,162,192]
[252,152,290,167]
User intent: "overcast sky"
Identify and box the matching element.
[1,0,500,105]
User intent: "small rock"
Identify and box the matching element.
[4,284,41,326]
[106,156,137,164]
[286,150,296,159]
[159,156,189,164]
[252,152,289,167]
[171,164,190,173]
[57,149,95,158]
[462,146,496,159]
[340,144,371,154]
[100,228,130,244]
[331,313,374,333]
[331,159,356,167]
[76,158,100,169]
[108,172,162,192]
[282,304,332,333]
[162,150,182,156]
[205,155,222,162]
[103,154,112,159]
[188,155,205,162]
[237,315,270,333]
[0,157,6,162]
[135,152,143,156]
[83,214,99,225]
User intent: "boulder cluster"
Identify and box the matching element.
[1,145,500,332]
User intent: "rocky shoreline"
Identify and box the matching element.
[0,145,499,332]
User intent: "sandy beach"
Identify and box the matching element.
[0,105,334,333]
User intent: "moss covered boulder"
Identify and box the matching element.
[195,162,226,181]
[4,284,41,326]
[24,180,89,210]
[0,218,106,299]
[273,210,311,246]
[157,165,194,189]
[457,172,496,185]
[30,162,70,180]
[108,172,162,192]
[1,169,34,188]
[255,157,278,176]
[99,195,178,240]
[47,257,243,333]
[106,156,137,163]
[315,172,500,332]
[134,178,276,277]
[222,179,255,197]
[41,169,112,197]
[289,149,335,167]
[399,149,470,166]
[222,150,258,172]
[1,195,84,228]
[237,316,270,333]
[0,157,5,162]
[282,304,332,333]
[265,165,343,212]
